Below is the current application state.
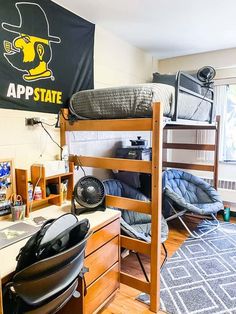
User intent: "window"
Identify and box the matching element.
[198,83,236,163]
[224,85,236,161]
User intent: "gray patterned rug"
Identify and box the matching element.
[160,221,236,314]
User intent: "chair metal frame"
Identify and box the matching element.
[135,242,168,283]
[165,199,220,239]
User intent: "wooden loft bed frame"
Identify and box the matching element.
[61,104,163,312]
[60,104,220,313]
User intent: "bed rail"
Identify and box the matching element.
[64,118,152,131]
[174,71,214,123]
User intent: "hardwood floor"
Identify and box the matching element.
[100,213,234,314]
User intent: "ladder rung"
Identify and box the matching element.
[121,235,151,255]
[106,195,151,214]
[120,272,150,293]
[163,161,214,172]
[77,156,152,173]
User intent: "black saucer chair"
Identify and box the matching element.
[3,214,91,314]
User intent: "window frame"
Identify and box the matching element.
[215,78,236,163]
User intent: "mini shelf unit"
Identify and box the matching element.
[60,103,220,313]
[15,162,74,217]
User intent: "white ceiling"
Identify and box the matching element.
[54,0,236,59]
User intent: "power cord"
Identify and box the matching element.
[41,121,57,127]
[74,155,86,177]
[30,117,86,176]
[39,121,63,151]
[60,109,70,121]
[35,120,86,176]
[190,86,210,119]
[198,86,211,107]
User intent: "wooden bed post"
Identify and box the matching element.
[213,115,220,190]
[60,109,68,148]
[150,102,163,312]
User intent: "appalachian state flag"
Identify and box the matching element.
[0,0,94,113]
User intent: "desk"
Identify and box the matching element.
[0,204,120,313]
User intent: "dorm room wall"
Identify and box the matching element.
[159,47,236,202]
[0,110,59,170]
[158,47,236,78]
[68,25,156,180]
[0,24,157,178]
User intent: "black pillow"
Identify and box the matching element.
[153,72,176,87]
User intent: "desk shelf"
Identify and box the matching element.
[16,162,74,216]
[31,194,60,208]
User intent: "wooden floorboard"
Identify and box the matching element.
[100,214,235,314]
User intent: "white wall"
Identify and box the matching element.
[0,110,59,170]
[158,47,236,79]
[0,24,157,181]
[69,25,156,180]
[94,26,155,87]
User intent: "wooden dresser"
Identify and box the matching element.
[59,211,120,314]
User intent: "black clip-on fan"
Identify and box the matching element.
[197,66,216,88]
[71,176,106,215]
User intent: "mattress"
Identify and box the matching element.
[70,83,213,122]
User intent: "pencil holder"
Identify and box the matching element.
[11,204,26,221]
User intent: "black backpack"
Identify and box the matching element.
[15,213,90,272]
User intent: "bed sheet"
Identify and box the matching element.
[70,83,212,122]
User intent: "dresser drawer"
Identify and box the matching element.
[86,218,120,256]
[85,236,119,287]
[84,262,119,314]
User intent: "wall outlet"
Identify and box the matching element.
[25,117,42,126]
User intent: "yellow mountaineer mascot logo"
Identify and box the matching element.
[2,2,61,82]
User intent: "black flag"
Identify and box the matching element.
[0,0,94,113]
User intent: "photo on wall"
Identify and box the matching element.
[0,159,15,216]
